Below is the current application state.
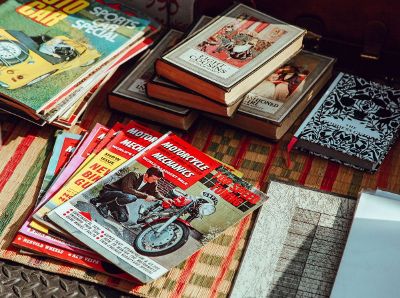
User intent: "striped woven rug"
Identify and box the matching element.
[0,96,399,297]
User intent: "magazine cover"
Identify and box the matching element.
[30,123,108,233]
[48,133,267,283]
[162,4,305,89]
[239,50,336,124]
[33,121,162,232]
[0,0,151,116]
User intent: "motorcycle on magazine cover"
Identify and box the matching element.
[127,188,217,257]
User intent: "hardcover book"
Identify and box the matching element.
[48,132,267,283]
[147,16,242,118]
[109,30,199,130]
[0,0,152,121]
[156,3,306,105]
[208,50,336,139]
[289,72,400,171]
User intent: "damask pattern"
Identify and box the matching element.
[298,73,400,167]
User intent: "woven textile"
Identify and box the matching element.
[0,95,399,297]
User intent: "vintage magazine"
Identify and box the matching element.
[161,4,305,90]
[37,131,83,201]
[238,50,336,124]
[0,0,152,119]
[12,233,138,282]
[19,124,125,249]
[30,123,108,233]
[42,34,154,123]
[48,132,267,283]
[33,121,162,232]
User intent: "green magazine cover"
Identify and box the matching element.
[0,0,151,116]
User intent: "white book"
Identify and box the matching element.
[331,190,400,298]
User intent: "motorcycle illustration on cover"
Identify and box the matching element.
[88,184,218,257]
[130,188,217,256]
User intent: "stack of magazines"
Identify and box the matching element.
[12,120,267,283]
[0,0,161,128]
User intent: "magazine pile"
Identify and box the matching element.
[12,120,267,283]
[0,0,160,128]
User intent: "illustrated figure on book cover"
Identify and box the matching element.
[197,14,287,67]
[251,64,310,101]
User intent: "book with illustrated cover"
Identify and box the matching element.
[156,4,306,105]
[48,132,267,283]
[0,0,152,121]
[110,29,199,130]
[208,51,336,139]
[289,72,400,171]
[147,16,243,118]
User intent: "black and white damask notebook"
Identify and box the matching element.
[289,72,400,171]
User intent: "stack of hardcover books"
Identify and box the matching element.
[0,0,161,128]
[12,120,267,283]
[108,3,336,140]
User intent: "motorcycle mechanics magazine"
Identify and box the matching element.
[48,132,267,283]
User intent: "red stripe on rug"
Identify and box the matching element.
[181,121,199,144]
[209,145,274,297]
[298,156,314,185]
[209,215,251,298]
[231,136,251,169]
[201,125,216,152]
[320,162,340,191]
[169,251,202,298]
[168,133,250,297]
[0,127,38,193]
[255,143,279,190]
[376,146,395,189]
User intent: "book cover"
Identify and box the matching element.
[0,0,151,116]
[112,29,191,115]
[48,132,267,283]
[238,50,336,124]
[291,72,400,171]
[161,4,305,90]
